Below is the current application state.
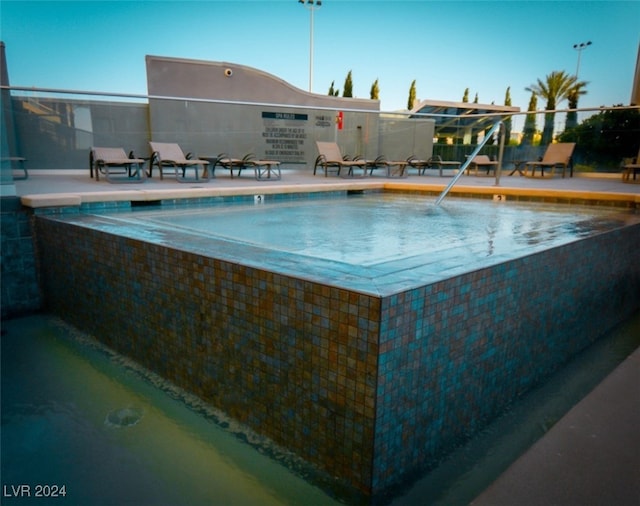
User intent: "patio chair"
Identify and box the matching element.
[1,156,28,180]
[214,153,281,180]
[148,142,210,182]
[359,155,409,178]
[524,142,576,178]
[89,147,146,183]
[621,147,640,182]
[314,141,367,177]
[210,153,242,178]
[421,155,461,177]
[405,156,429,175]
[466,155,498,176]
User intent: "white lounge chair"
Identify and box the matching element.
[621,147,640,182]
[314,141,367,177]
[358,155,409,178]
[467,155,499,176]
[214,153,281,180]
[419,155,461,177]
[1,156,28,180]
[148,142,210,182]
[90,147,146,183]
[524,142,576,178]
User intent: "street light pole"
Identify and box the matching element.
[573,40,592,78]
[299,0,322,92]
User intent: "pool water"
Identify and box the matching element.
[136,194,627,264]
[3,312,639,505]
[81,192,637,295]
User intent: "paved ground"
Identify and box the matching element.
[471,347,640,506]
[10,168,640,506]
[11,167,640,198]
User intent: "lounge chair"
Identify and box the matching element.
[359,155,409,178]
[524,142,576,178]
[621,147,640,182]
[1,156,28,180]
[314,141,367,177]
[421,155,461,177]
[405,156,429,175]
[214,153,281,180]
[89,147,146,183]
[208,153,242,178]
[466,155,498,176]
[405,155,460,176]
[148,142,210,182]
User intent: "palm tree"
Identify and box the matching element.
[525,70,585,145]
[565,81,589,130]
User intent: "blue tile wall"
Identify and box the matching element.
[1,197,40,317]
[34,213,640,502]
[372,225,640,496]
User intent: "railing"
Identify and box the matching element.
[435,121,503,206]
[2,85,639,176]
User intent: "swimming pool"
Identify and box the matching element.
[32,190,640,501]
[60,192,637,293]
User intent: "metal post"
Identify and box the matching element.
[573,41,592,78]
[495,122,506,186]
[309,5,314,92]
[299,0,322,93]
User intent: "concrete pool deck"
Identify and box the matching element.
[13,166,640,208]
[11,168,640,505]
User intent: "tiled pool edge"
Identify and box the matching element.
[32,196,640,502]
[372,225,640,498]
[20,181,640,210]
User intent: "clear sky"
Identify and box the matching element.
[2,0,639,117]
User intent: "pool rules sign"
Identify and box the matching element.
[262,111,308,163]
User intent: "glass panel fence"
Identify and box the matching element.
[2,87,639,175]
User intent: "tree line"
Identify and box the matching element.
[326,69,602,146]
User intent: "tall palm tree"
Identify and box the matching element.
[525,70,585,145]
[565,81,589,130]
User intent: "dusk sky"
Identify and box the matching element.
[2,0,639,120]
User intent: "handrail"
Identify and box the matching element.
[4,86,639,117]
[434,120,503,206]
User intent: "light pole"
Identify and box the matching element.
[298,0,322,92]
[573,40,592,78]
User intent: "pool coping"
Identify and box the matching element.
[19,181,640,209]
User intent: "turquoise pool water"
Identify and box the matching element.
[80,192,638,294]
[3,313,638,505]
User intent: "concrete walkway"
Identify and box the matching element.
[11,167,640,208]
[11,167,640,192]
[472,347,640,506]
